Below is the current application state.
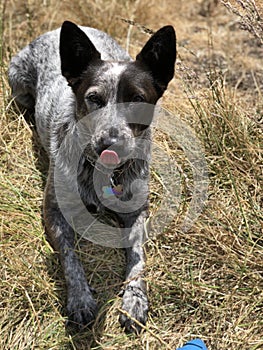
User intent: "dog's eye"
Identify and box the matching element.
[132,94,145,103]
[86,92,105,107]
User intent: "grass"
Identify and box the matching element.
[1,0,262,349]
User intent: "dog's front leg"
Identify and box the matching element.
[44,178,97,328]
[119,212,148,334]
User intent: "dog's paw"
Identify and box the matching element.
[66,287,98,329]
[119,285,148,334]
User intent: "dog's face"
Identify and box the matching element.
[60,21,176,166]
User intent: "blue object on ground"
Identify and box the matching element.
[177,338,208,350]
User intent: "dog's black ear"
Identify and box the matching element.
[60,21,101,84]
[136,26,176,94]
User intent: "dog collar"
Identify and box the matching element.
[102,176,123,198]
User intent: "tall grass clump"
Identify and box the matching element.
[222,0,263,44]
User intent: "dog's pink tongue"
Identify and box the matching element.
[99,150,120,165]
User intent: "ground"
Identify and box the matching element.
[0,0,262,349]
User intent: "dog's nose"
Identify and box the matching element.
[98,137,118,152]
[96,127,121,154]
[96,135,132,160]
[109,127,119,138]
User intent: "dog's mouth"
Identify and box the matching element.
[99,150,120,166]
[84,146,131,169]
[96,140,134,168]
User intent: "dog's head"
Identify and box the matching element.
[60,21,176,167]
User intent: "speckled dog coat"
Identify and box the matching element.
[9,21,176,333]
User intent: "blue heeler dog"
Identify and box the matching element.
[9,21,176,333]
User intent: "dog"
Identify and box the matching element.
[9,21,176,333]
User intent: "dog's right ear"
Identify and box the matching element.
[60,21,101,86]
[136,26,176,95]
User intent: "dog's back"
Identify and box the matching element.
[9,27,131,150]
[9,26,131,96]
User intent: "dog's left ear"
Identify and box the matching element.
[136,26,176,94]
[60,21,101,86]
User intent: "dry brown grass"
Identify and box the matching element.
[1,0,262,349]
